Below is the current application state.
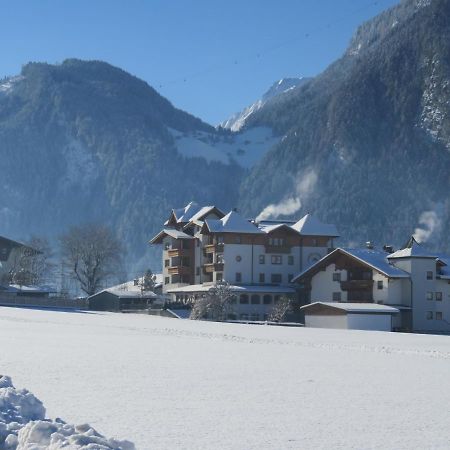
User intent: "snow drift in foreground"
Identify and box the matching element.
[0,375,134,450]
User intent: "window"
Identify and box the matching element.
[196,266,200,276]
[164,277,170,284]
[235,236,241,244]
[239,294,249,304]
[251,295,260,305]
[181,256,190,267]
[312,238,318,247]
[333,292,341,302]
[332,272,341,282]
[271,255,282,265]
[259,273,265,283]
[164,242,170,250]
[288,255,294,265]
[274,295,281,304]
[426,311,433,320]
[216,272,223,282]
[427,271,433,280]
[164,259,169,268]
[436,312,443,320]
[259,255,265,264]
[436,292,443,301]
[263,295,272,305]
[269,237,285,246]
[377,280,383,290]
[235,255,242,262]
[217,235,224,245]
[427,292,433,301]
[271,274,282,283]
[217,254,224,264]
[236,272,242,283]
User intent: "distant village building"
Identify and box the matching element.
[88,276,162,312]
[150,202,338,320]
[295,237,450,333]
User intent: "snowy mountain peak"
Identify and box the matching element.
[220,77,310,132]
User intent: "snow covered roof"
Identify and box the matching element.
[293,247,410,283]
[5,284,57,294]
[301,302,400,314]
[291,214,339,237]
[100,289,157,299]
[387,236,438,259]
[167,284,295,294]
[172,201,202,223]
[204,211,264,234]
[258,223,300,235]
[150,228,194,244]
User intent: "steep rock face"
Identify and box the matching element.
[0,60,244,271]
[239,0,450,251]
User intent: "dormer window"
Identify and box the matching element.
[427,271,433,280]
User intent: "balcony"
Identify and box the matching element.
[167,248,190,257]
[341,280,374,291]
[203,243,224,254]
[168,266,191,276]
[264,245,291,254]
[203,262,224,274]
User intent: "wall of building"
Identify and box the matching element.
[310,264,347,302]
[346,313,392,331]
[305,314,347,329]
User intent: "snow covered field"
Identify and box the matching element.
[1,306,450,449]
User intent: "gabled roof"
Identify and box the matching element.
[150,228,194,244]
[387,236,438,259]
[293,247,410,283]
[203,211,264,234]
[291,214,339,237]
[258,223,301,235]
[183,206,225,230]
[165,201,201,225]
[300,302,399,314]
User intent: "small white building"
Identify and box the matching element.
[301,302,399,331]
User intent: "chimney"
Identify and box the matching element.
[366,241,374,250]
[383,245,394,254]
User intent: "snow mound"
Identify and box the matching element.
[0,375,135,450]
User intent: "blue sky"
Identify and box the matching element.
[0,0,399,124]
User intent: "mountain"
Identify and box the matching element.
[0,60,247,273]
[220,77,310,132]
[239,0,450,252]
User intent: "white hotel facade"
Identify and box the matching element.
[150,202,338,320]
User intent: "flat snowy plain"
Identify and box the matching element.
[1,306,450,449]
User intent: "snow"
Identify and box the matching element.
[0,375,134,449]
[169,127,279,168]
[302,302,400,314]
[1,307,450,449]
[0,76,24,94]
[291,213,339,237]
[205,211,263,234]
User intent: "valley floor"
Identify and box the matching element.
[1,307,449,449]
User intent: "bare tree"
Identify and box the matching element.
[190,281,235,321]
[60,224,124,296]
[139,269,157,293]
[268,296,293,322]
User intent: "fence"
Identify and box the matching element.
[0,293,88,310]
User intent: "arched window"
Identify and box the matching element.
[240,294,249,304]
